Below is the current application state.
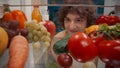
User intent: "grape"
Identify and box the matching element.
[34,36,39,42]
[41,27,47,34]
[28,38,32,43]
[37,31,42,37]
[20,28,29,37]
[34,24,40,30]
[44,36,51,42]
[0,21,20,48]
[16,28,20,35]
[44,41,50,47]
[9,20,19,30]
[7,29,18,48]
[25,20,51,44]
[27,27,33,32]
[40,36,46,42]
[0,22,10,28]
[32,30,38,35]
[33,41,41,49]
[28,32,33,39]
[7,29,18,39]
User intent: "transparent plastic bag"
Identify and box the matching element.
[25,42,49,68]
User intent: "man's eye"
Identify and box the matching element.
[64,18,70,22]
[76,19,84,23]
[76,19,81,22]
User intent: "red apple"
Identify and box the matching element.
[42,20,56,38]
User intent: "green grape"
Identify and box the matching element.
[44,41,50,47]
[29,23,34,28]
[37,31,42,37]
[32,30,38,35]
[41,26,47,33]
[44,36,51,42]
[45,36,51,41]
[33,41,41,49]
[28,32,33,39]
[28,38,33,43]
[34,36,39,42]
[25,20,51,44]
[24,21,29,25]
[34,24,40,30]
[27,27,33,32]
[40,36,46,42]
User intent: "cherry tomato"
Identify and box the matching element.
[57,53,73,68]
[96,15,120,25]
[67,32,98,63]
[97,39,120,63]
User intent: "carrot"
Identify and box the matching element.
[8,35,29,68]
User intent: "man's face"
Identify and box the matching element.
[64,13,87,34]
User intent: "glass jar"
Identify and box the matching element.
[31,6,42,23]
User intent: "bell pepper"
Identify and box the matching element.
[2,10,27,29]
[11,10,27,29]
[85,25,99,35]
[2,12,14,23]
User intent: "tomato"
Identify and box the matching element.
[96,15,120,25]
[92,36,104,46]
[57,53,73,68]
[67,32,98,63]
[97,39,120,63]
[88,31,104,46]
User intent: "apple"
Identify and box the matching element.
[41,20,56,38]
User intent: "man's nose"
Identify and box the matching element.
[69,21,75,30]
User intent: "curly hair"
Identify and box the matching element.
[57,6,97,28]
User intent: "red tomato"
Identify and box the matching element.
[88,31,104,46]
[57,53,73,68]
[96,15,120,25]
[93,36,104,46]
[67,32,98,63]
[97,39,120,63]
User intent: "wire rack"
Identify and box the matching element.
[2,4,120,8]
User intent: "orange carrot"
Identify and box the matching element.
[8,35,29,68]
